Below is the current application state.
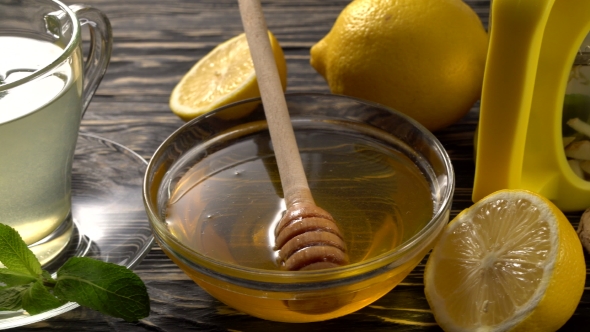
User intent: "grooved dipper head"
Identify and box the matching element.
[274,202,349,271]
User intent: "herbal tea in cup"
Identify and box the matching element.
[0,0,112,264]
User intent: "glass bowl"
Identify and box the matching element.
[143,93,454,323]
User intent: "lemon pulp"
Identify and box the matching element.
[170,32,287,121]
[425,190,585,332]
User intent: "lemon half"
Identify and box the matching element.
[170,32,287,121]
[424,189,585,332]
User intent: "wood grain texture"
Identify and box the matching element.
[18,0,589,330]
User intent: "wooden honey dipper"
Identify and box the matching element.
[237,0,349,271]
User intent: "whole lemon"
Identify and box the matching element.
[310,0,488,132]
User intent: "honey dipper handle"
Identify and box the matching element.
[238,0,314,207]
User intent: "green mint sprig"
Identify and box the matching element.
[0,223,150,321]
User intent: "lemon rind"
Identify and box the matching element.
[170,71,257,118]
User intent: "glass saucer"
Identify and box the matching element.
[0,132,154,330]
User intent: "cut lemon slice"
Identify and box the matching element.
[169,32,287,121]
[424,189,585,332]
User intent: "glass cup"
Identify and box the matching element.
[0,0,112,264]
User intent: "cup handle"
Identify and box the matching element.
[69,5,113,116]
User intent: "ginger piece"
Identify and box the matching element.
[576,208,590,254]
[563,136,576,147]
[567,118,590,138]
[565,140,590,160]
[580,160,590,175]
[568,159,585,179]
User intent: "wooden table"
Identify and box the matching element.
[19,0,589,330]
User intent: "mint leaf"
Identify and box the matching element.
[21,280,66,315]
[53,257,149,321]
[0,225,150,321]
[0,224,41,277]
[0,285,27,311]
[0,268,38,287]
[41,270,55,284]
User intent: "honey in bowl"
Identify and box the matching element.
[165,124,433,270]
[145,93,454,323]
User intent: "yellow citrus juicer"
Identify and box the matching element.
[473,0,590,211]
